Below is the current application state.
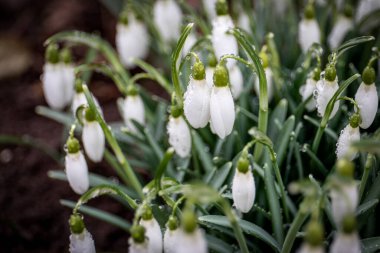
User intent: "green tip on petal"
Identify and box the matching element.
[182,209,197,233]
[305,220,324,247]
[304,4,315,19]
[192,60,206,80]
[213,64,229,87]
[343,4,354,18]
[362,66,375,85]
[75,79,84,93]
[66,136,80,154]
[60,47,72,64]
[336,159,355,178]
[167,216,178,231]
[342,214,357,234]
[237,157,249,173]
[215,0,228,16]
[312,67,321,81]
[85,108,96,122]
[170,105,183,118]
[69,214,85,234]
[349,113,361,128]
[131,225,146,244]
[325,65,337,82]
[45,44,60,64]
[141,205,153,221]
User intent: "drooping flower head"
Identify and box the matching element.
[153,0,183,43]
[328,6,353,49]
[139,205,163,253]
[300,67,320,111]
[232,155,255,213]
[120,86,145,133]
[129,225,149,253]
[184,59,211,128]
[298,3,321,53]
[297,220,325,253]
[116,10,149,68]
[65,135,89,195]
[336,114,360,161]
[167,105,191,157]
[330,214,360,253]
[210,63,235,139]
[355,66,378,129]
[69,214,96,253]
[164,216,180,253]
[82,107,105,163]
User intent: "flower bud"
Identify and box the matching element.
[139,209,163,253]
[69,214,85,235]
[215,0,228,16]
[314,72,339,119]
[82,108,105,163]
[121,94,145,133]
[167,115,191,157]
[330,181,358,227]
[69,214,95,253]
[336,159,355,178]
[60,48,72,64]
[129,225,149,253]
[164,217,181,253]
[153,0,183,43]
[45,44,59,64]
[362,66,376,85]
[232,165,255,213]
[336,123,360,161]
[305,221,324,247]
[177,210,207,253]
[298,8,320,53]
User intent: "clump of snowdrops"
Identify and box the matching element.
[39,0,380,252]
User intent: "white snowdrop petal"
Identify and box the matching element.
[205,67,215,89]
[300,78,317,111]
[298,19,321,53]
[116,14,149,68]
[72,92,88,116]
[122,95,145,133]
[254,68,274,102]
[355,82,378,129]
[315,79,340,119]
[42,63,66,110]
[61,64,76,104]
[129,239,149,253]
[82,121,105,162]
[229,65,244,99]
[212,15,238,68]
[167,116,191,157]
[184,79,211,128]
[164,229,181,253]
[336,125,360,161]
[69,229,96,253]
[297,243,325,253]
[330,232,360,253]
[140,218,163,253]
[210,86,235,139]
[177,229,208,253]
[356,0,380,22]
[232,168,255,213]
[65,152,89,194]
[330,182,358,226]
[153,0,183,43]
[328,16,353,50]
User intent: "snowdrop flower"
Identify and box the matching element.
[69,214,96,253]
[129,225,149,253]
[177,210,208,253]
[297,221,325,253]
[300,68,320,111]
[314,66,340,119]
[355,66,378,129]
[205,54,218,89]
[184,60,211,128]
[330,214,360,253]
[202,0,217,20]
[82,108,105,162]
[116,11,149,68]
[65,136,89,194]
[211,0,238,68]
[164,216,181,253]
[42,45,75,110]
[336,114,360,161]
[330,159,358,226]
[229,64,243,99]
[121,89,145,133]
[153,0,183,43]
[210,64,235,139]
[232,157,255,213]
[328,13,353,50]
[139,207,163,253]
[298,4,321,53]
[72,80,88,116]
[167,107,191,157]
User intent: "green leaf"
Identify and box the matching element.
[199,215,281,252]
[205,234,235,253]
[268,99,288,140]
[352,140,380,155]
[99,0,123,17]
[274,115,295,167]
[357,199,379,217]
[155,148,175,191]
[336,36,375,58]
[60,199,130,231]
[192,130,213,173]
[362,237,380,253]
[303,115,338,140]
[35,106,73,126]
[209,162,232,189]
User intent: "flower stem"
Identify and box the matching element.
[281,209,309,253]
[359,154,374,201]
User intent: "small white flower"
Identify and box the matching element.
[297,243,325,253]
[298,18,321,53]
[300,78,317,111]
[153,0,183,43]
[184,78,211,128]
[65,151,89,194]
[82,121,105,162]
[202,0,217,20]
[140,218,163,253]
[129,238,149,253]
[121,95,145,133]
[328,16,353,50]
[72,92,88,116]
[210,86,235,139]
[330,182,358,226]
[205,67,215,88]
[330,231,360,253]
[177,229,208,253]
[355,82,378,129]
[62,64,76,104]
[42,63,67,110]
[167,115,191,157]
[254,67,274,102]
[315,78,340,119]
[229,64,243,99]
[116,14,149,68]
[69,229,96,253]
[212,15,238,68]
[164,228,181,253]
[336,124,360,161]
[232,167,255,213]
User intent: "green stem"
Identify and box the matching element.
[281,209,309,253]
[359,154,374,201]
[82,84,143,198]
[232,28,268,160]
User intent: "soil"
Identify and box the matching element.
[0,0,132,252]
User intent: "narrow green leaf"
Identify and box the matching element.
[199,215,281,252]
[205,234,234,253]
[303,115,338,140]
[210,162,232,189]
[336,36,375,58]
[352,140,380,155]
[362,237,380,253]
[155,148,175,191]
[357,199,379,217]
[192,130,213,173]
[268,99,288,140]
[35,106,73,126]
[275,115,295,167]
